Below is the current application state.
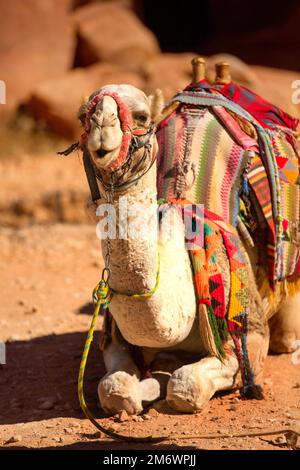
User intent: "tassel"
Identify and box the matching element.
[207,305,226,359]
[242,383,264,400]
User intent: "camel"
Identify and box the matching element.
[76,73,300,415]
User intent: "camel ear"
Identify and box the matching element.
[78,95,89,126]
[148,88,164,123]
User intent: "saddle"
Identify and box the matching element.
[156,80,300,287]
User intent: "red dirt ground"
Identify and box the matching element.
[0,153,300,451]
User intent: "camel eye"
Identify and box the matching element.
[133,112,149,123]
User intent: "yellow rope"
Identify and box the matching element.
[77,262,162,442]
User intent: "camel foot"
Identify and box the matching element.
[98,371,160,415]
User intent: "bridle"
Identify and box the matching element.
[58,90,157,202]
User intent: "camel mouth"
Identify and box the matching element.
[96,148,110,159]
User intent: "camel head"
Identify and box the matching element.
[78,85,163,180]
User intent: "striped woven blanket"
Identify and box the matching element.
[156,83,300,284]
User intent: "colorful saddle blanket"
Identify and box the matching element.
[156,81,300,285]
[160,198,262,398]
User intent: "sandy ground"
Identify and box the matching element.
[0,223,299,451]
[0,152,300,451]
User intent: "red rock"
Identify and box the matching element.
[28,62,145,138]
[0,0,75,110]
[145,53,195,101]
[73,2,160,72]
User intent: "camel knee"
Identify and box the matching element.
[166,355,239,413]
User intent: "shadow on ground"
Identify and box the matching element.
[77,302,94,316]
[0,442,200,451]
[0,331,105,425]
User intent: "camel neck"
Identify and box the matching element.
[100,163,158,295]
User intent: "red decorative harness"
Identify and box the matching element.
[80,90,151,172]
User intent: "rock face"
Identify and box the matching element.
[73,2,160,71]
[145,53,195,100]
[28,62,145,138]
[0,0,75,110]
[145,53,259,102]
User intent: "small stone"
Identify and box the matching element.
[38,398,57,410]
[64,428,73,434]
[4,435,22,445]
[274,436,286,445]
[116,410,129,423]
[107,425,119,433]
[294,382,300,389]
[53,437,64,443]
[132,415,143,422]
[142,415,152,420]
[147,408,159,418]
[228,404,237,411]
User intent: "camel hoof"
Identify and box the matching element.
[166,365,214,413]
[98,371,143,415]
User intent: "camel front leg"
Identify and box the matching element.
[98,339,160,415]
[166,353,239,413]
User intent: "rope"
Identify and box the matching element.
[78,261,162,443]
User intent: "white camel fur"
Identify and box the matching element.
[79,84,300,415]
